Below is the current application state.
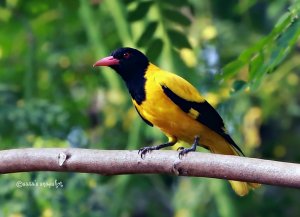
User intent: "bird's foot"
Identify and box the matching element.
[138,146,158,159]
[178,136,199,159]
[138,140,177,159]
[178,146,197,159]
[177,146,185,151]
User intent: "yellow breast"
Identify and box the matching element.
[133,64,207,144]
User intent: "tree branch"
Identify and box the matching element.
[0,148,299,188]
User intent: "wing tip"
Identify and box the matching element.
[222,132,245,156]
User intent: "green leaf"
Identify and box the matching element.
[250,68,267,89]
[128,1,152,22]
[249,53,264,81]
[219,60,245,80]
[274,12,290,28]
[238,39,265,62]
[146,38,163,62]
[249,52,267,89]
[221,8,300,83]
[238,10,295,62]
[136,21,158,47]
[267,18,300,72]
[167,29,191,48]
[163,8,191,26]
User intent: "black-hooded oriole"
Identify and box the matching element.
[93,47,260,196]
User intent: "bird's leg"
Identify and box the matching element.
[178,136,199,159]
[178,143,209,151]
[138,139,177,159]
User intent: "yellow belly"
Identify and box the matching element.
[134,82,221,148]
[139,97,212,142]
[141,98,199,142]
[137,98,237,157]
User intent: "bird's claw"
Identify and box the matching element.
[178,148,191,159]
[177,146,185,151]
[178,136,199,159]
[138,146,154,159]
[178,144,198,159]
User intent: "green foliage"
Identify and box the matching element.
[146,38,164,61]
[128,1,152,22]
[136,21,158,47]
[0,0,300,216]
[220,4,300,90]
[129,0,192,68]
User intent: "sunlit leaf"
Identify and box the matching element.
[219,60,245,80]
[267,18,300,72]
[249,53,267,89]
[0,7,12,22]
[249,53,264,81]
[274,12,290,28]
[221,5,300,84]
[238,39,265,62]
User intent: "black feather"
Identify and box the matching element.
[109,47,150,105]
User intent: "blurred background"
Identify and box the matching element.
[0,0,300,216]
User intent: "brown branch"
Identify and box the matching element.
[0,148,299,188]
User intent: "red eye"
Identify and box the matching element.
[123,52,130,59]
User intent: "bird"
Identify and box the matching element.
[93,47,260,196]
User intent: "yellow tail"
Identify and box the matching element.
[229,180,261,196]
[209,137,261,196]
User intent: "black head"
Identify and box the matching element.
[94,47,149,81]
[93,47,150,104]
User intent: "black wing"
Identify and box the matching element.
[162,85,244,156]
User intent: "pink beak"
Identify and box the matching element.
[93,56,119,67]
